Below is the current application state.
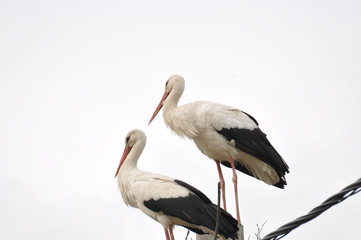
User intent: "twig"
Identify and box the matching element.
[185,230,190,240]
[254,222,267,240]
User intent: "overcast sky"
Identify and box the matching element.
[1,1,360,239]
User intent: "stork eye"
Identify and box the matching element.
[165,80,169,87]
[126,136,130,143]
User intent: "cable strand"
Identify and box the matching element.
[262,178,361,240]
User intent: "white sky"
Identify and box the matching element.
[1,0,360,239]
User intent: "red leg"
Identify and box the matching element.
[169,226,175,240]
[229,155,241,223]
[164,228,170,240]
[215,160,227,211]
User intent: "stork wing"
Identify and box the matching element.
[142,178,238,238]
[216,126,289,187]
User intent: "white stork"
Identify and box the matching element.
[148,75,290,223]
[115,129,239,240]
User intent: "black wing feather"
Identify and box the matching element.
[174,179,212,204]
[144,180,239,240]
[216,127,289,188]
[241,110,259,126]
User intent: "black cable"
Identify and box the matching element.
[262,178,361,240]
[214,182,221,240]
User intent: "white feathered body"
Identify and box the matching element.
[163,100,281,185]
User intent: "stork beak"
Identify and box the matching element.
[114,146,131,178]
[148,91,169,125]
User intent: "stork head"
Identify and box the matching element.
[114,129,146,177]
[148,74,185,125]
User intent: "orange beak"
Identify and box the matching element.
[114,145,131,178]
[148,91,169,125]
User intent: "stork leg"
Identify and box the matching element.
[164,228,171,240]
[215,160,227,211]
[229,155,241,223]
[169,226,175,240]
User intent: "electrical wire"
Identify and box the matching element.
[262,178,361,240]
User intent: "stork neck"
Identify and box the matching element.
[163,80,184,110]
[163,94,179,111]
[117,158,140,208]
[121,141,145,171]
[162,100,178,129]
